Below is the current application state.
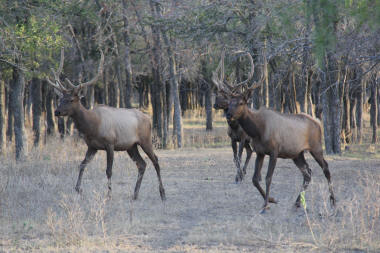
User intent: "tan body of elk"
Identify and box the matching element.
[47,48,165,201]
[227,93,335,212]
[56,96,165,201]
[213,94,253,183]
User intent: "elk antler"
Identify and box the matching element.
[212,50,233,95]
[46,47,69,93]
[243,67,265,97]
[76,49,104,91]
[230,50,255,93]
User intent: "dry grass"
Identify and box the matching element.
[0,133,380,252]
[1,110,380,252]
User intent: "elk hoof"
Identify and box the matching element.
[260,205,270,214]
[269,197,277,204]
[160,188,166,201]
[330,195,336,207]
[107,190,112,201]
[235,172,244,183]
[75,186,82,194]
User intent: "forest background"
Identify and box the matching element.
[0,0,380,160]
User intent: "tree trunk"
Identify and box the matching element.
[108,81,118,107]
[205,85,213,131]
[122,0,133,108]
[350,97,357,143]
[355,81,363,144]
[0,79,4,153]
[31,78,42,147]
[58,118,65,139]
[342,79,351,144]
[377,83,380,127]
[161,33,182,147]
[322,54,341,154]
[6,81,13,142]
[11,67,26,160]
[263,39,269,108]
[370,81,378,143]
[150,0,163,143]
[44,81,55,137]
[200,59,212,131]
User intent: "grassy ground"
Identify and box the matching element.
[1,110,380,252]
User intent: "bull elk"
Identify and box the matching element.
[212,50,255,182]
[225,75,335,212]
[46,48,166,201]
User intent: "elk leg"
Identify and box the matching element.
[241,141,253,176]
[75,148,97,193]
[252,153,277,204]
[127,144,147,200]
[105,144,114,199]
[140,143,166,201]
[293,152,312,208]
[232,140,243,183]
[310,150,335,207]
[262,152,278,212]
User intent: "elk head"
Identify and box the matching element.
[226,77,264,121]
[212,50,255,113]
[46,48,104,117]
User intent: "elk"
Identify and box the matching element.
[46,48,165,201]
[225,80,335,212]
[212,50,254,182]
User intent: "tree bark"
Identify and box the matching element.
[342,78,351,144]
[161,33,182,147]
[11,67,26,160]
[0,79,4,153]
[108,81,118,107]
[150,0,164,143]
[263,39,269,108]
[122,0,133,108]
[350,97,357,143]
[370,81,378,143]
[31,78,42,147]
[377,82,380,127]
[200,59,212,131]
[322,54,341,154]
[58,118,65,139]
[355,81,363,144]
[44,81,55,137]
[205,84,213,131]
[6,81,13,142]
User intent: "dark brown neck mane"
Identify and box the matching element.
[237,106,262,139]
[71,104,99,136]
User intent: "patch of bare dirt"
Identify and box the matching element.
[1,142,379,252]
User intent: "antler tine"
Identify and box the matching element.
[212,50,230,93]
[46,76,64,93]
[78,49,104,90]
[233,51,255,88]
[46,47,69,93]
[65,78,77,89]
[244,68,265,94]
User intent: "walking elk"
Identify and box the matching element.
[212,51,254,182]
[225,72,335,212]
[46,48,166,201]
